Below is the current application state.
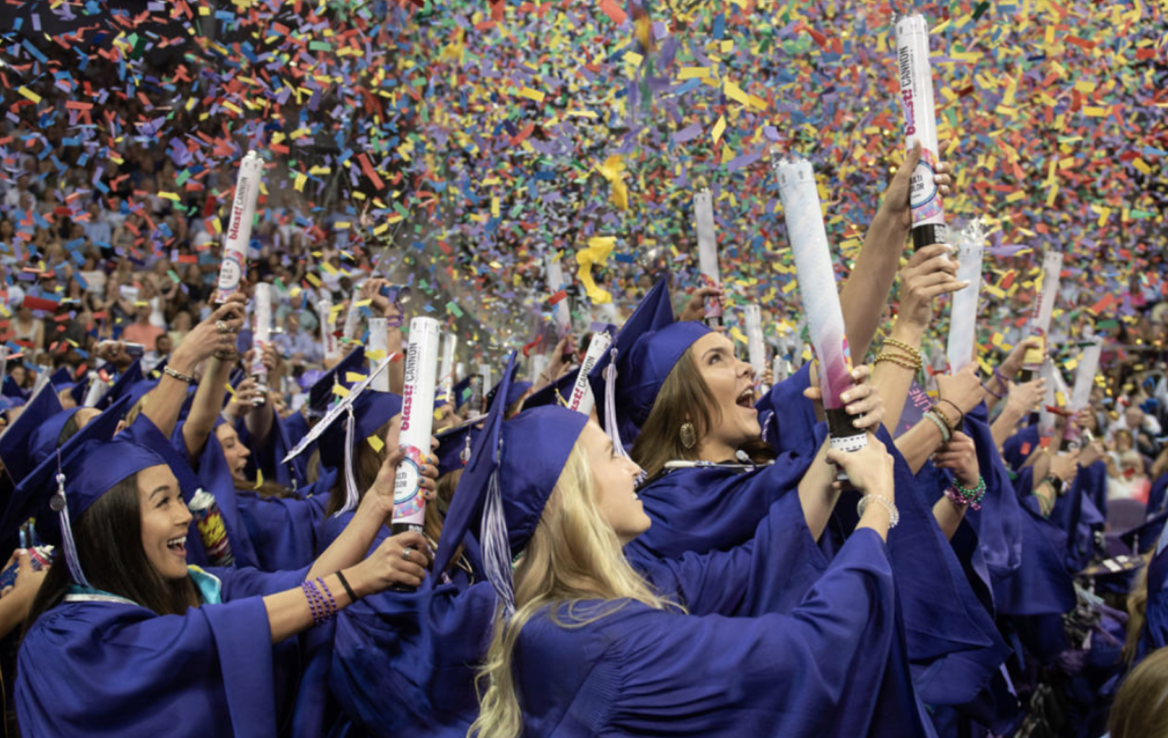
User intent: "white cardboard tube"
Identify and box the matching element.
[251,283,272,382]
[945,220,985,372]
[368,317,389,392]
[565,330,611,416]
[547,257,571,336]
[392,317,441,528]
[744,304,768,392]
[214,151,262,303]
[895,15,947,241]
[693,189,722,325]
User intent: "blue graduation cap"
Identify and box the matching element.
[0,383,63,488]
[69,373,92,407]
[435,419,482,477]
[96,360,143,410]
[2,394,143,588]
[2,374,29,402]
[522,368,577,411]
[587,279,708,448]
[451,375,472,412]
[433,353,588,615]
[318,387,403,475]
[484,362,532,411]
[307,347,366,419]
[50,367,77,391]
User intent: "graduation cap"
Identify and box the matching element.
[96,360,143,410]
[50,367,77,391]
[307,347,366,419]
[587,279,709,448]
[2,394,142,588]
[0,382,62,488]
[522,368,578,411]
[484,361,533,410]
[2,374,28,402]
[433,353,588,615]
[450,375,472,412]
[317,385,402,480]
[435,419,482,477]
[69,373,93,407]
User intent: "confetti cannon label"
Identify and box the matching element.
[566,329,611,416]
[693,189,723,327]
[774,154,866,458]
[214,151,263,303]
[895,15,948,247]
[189,490,235,567]
[393,316,441,532]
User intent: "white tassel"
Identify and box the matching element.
[480,441,515,619]
[54,471,91,588]
[602,350,642,486]
[337,406,359,515]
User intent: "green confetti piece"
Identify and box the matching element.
[446,301,463,317]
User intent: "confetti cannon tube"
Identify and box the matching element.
[546,256,572,340]
[895,15,948,250]
[341,290,362,344]
[392,317,441,537]
[774,154,866,457]
[693,189,723,328]
[775,155,868,462]
[318,297,340,362]
[439,332,458,404]
[189,490,235,567]
[945,220,985,372]
[368,318,389,392]
[1019,251,1064,392]
[565,329,612,416]
[467,364,491,420]
[1062,337,1103,450]
[250,283,272,396]
[744,304,769,394]
[214,151,263,304]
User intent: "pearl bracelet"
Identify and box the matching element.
[857,493,899,529]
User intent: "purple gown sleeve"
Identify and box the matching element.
[632,490,828,617]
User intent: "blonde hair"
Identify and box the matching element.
[469,442,678,738]
[1110,646,1168,738]
[1126,554,1154,665]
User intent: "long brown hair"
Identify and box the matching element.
[28,474,199,626]
[327,419,391,516]
[629,346,718,478]
[1110,646,1168,738]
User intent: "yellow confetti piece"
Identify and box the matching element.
[17,87,41,104]
[345,372,368,384]
[367,435,385,453]
[158,192,181,202]
[679,66,710,80]
[333,385,350,399]
[724,80,750,106]
[1006,190,1027,203]
[576,237,616,304]
[711,115,727,145]
[730,326,748,344]
[254,469,264,490]
[518,87,545,103]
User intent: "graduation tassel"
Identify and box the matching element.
[602,349,644,485]
[338,406,360,515]
[480,449,516,619]
[52,468,91,589]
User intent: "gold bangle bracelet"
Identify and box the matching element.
[883,337,923,363]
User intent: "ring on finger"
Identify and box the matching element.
[216,320,229,334]
[402,549,411,561]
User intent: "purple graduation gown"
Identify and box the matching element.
[513,529,934,737]
[16,565,306,736]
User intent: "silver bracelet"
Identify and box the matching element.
[857,493,899,529]
[923,410,952,443]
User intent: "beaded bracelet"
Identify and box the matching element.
[931,404,957,435]
[316,577,338,619]
[301,580,322,624]
[1031,489,1054,517]
[874,351,920,371]
[950,475,986,511]
[857,494,900,529]
[937,398,965,428]
[923,410,953,442]
[883,337,923,365]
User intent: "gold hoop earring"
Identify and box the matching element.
[679,421,697,450]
